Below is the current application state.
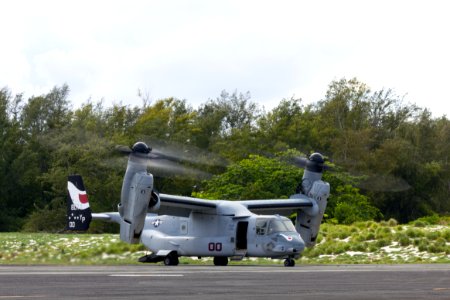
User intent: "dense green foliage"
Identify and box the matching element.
[193,154,303,200]
[1,78,449,231]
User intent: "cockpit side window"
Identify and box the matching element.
[268,220,285,234]
[256,219,268,235]
[283,220,296,232]
[267,219,296,234]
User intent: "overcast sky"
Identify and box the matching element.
[1,0,449,116]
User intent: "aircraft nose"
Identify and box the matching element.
[290,235,305,253]
[270,234,305,254]
[290,242,305,254]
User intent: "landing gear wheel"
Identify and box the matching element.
[213,256,229,266]
[164,253,179,266]
[284,258,295,267]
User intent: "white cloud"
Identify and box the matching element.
[0,0,449,116]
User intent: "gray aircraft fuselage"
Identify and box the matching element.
[141,212,304,259]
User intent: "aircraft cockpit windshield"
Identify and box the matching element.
[256,218,296,235]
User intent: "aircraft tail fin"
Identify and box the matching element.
[67,175,92,231]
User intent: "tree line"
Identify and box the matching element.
[1,78,449,231]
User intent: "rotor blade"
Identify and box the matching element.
[101,154,211,179]
[286,155,332,171]
[115,145,132,154]
[100,156,128,170]
[146,159,212,179]
[291,157,308,168]
[140,138,228,168]
[357,174,411,192]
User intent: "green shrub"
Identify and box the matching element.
[368,222,380,230]
[368,243,378,252]
[387,218,398,227]
[375,227,392,239]
[414,214,441,225]
[350,226,358,233]
[365,232,376,241]
[352,232,366,242]
[442,229,450,240]
[321,224,352,240]
[417,239,428,252]
[304,246,322,258]
[375,238,391,247]
[323,244,335,255]
[315,234,324,244]
[413,238,427,247]
[379,220,389,227]
[336,227,352,239]
[323,241,350,255]
[332,185,382,224]
[428,243,446,253]
[435,237,446,246]
[379,219,398,227]
[413,220,427,227]
[395,233,411,246]
[438,216,450,225]
[425,231,440,240]
[22,200,66,232]
[349,242,368,252]
[405,228,424,238]
[353,221,373,229]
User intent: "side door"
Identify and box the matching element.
[236,221,248,250]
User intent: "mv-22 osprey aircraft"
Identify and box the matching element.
[67,142,330,267]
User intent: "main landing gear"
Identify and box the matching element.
[284,258,295,267]
[213,256,229,266]
[163,253,179,266]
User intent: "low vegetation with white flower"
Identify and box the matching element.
[1,217,449,265]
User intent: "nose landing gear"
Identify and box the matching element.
[284,258,295,267]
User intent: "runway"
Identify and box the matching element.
[0,264,449,299]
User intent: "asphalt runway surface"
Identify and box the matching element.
[0,264,449,299]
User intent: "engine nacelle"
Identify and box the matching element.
[119,169,153,244]
[295,180,329,247]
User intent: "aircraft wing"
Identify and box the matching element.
[157,193,317,217]
[238,194,318,216]
[92,212,122,223]
[158,194,218,217]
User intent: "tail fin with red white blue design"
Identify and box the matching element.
[67,175,92,231]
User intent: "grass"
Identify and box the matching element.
[0,220,449,265]
[0,233,146,265]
